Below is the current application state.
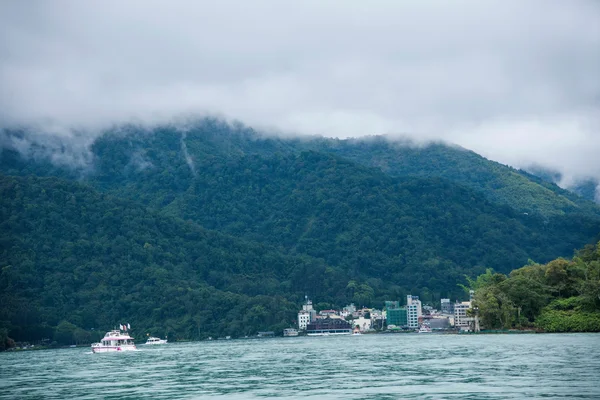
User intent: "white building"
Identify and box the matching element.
[352,316,372,332]
[406,295,422,328]
[298,297,317,330]
[454,301,473,329]
[340,303,357,319]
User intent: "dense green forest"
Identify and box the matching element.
[3,119,598,220]
[0,175,341,347]
[525,165,600,204]
[306,137,600,218]
[470,242,600,332]
[1,119,600,346]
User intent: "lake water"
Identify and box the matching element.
[1,333,599,399]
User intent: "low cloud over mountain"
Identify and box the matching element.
[1,0,599,186]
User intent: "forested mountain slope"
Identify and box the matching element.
[3,119,598,221]
[0,175,342,343]
[158,150,598,280]
[1,119,600,343]
[306,137,600,218]
[3,122,597,282]
[525,165,599,204]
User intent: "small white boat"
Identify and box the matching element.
[91,329,136,353]
[283,328,299,337]
[144,337,168,345]
[418,324,432,333]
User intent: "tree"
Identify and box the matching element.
[472,242,600,332]
[54,321,77,345]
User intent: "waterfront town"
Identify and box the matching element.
[289,291,479,336]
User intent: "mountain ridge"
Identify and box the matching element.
[2,120,598,218]
[1,119,599,343]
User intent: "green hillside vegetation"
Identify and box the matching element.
[4,120,599,221]
[568,178,600,204]
[0,175,345,346]
[308,136,599,218]
[525,165,599,204]
[471,242,600,332]
[159,150,597,280]
[7,124,598,287]
[4,123,598,280]
[1,119,600,344]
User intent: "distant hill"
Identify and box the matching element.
[3,120,599,218]
[1,119,599,343]
[524,165,599,204]
[0,174,340,343]
[571,179,600,203]
[306,136,600,218]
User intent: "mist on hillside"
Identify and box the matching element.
[1,0,599,192]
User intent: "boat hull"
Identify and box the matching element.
[92,345,137,353]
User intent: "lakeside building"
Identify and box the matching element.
[372,313,386,330]
[424,315,451,330]
[353,316,372,332]
[386,300,408,327]
[293,295,471,335]
[370,309,385,330]
[454,290,476,330]
[454,301,473,330]
[441,298,454,315]
[406,295,422,328]
[340,303,356,319]
[298,297,317,330]
[387,308,407,327]
[383,296,422,329]
[306,317,352,335]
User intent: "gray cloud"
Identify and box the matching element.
[1,0,599,185]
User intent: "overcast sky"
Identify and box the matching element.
[1,0,599,185]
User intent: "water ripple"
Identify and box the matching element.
[1,333,599,399]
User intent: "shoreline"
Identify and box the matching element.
[7,329,600,352]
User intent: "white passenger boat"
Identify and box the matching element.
[283,328,299,337]
[91,329,136,353]
[144,336,168,345]
[418,324,432,333]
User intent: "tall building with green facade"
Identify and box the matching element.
[387,307,407,327]
[386,301,407,327]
